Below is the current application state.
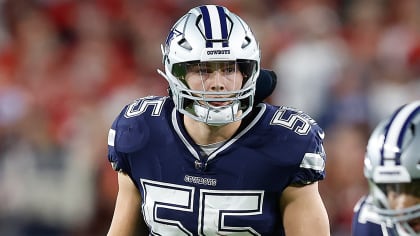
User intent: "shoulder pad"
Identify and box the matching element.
[269,105,324,138]
[107,96,171,173]
[268,106,326,184]
[108,96,170,153]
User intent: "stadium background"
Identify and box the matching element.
[0,0,419,235]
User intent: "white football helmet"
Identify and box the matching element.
[364,101,420,235]
[158,5,260,126]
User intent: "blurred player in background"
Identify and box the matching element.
[106,5,330,236]
[352,100,420,236]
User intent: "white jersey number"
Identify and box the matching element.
[141,179,263,236]
[125,97,166,118]
[270,107,312,135]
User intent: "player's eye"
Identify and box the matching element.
[222,66,235,73]
[186,64,209,74]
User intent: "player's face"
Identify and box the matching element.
[185,61,244,100]
[387,182,420,233]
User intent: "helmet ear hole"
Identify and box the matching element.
[178,38,192,50]
[241,36,251,48]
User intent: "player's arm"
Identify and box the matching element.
[107,172,148,236]
[280,182,330,236]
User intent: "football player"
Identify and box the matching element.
[107,5,330,236]
[352,101,420,236]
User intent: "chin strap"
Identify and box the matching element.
[193,101,240,126]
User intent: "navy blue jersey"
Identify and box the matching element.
[107,96,326,236]
[352,196,398,236]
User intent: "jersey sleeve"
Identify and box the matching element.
[290,123,326,186]
[106,101,151,175]
[107,106,131,174]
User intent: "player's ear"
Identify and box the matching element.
[254,69,277,105]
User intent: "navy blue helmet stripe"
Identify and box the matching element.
[397,108,419,147]
[380,104,420,165]
[199,6,213,48]
[216,5,229,47]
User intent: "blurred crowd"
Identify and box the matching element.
[0,0,419,235]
